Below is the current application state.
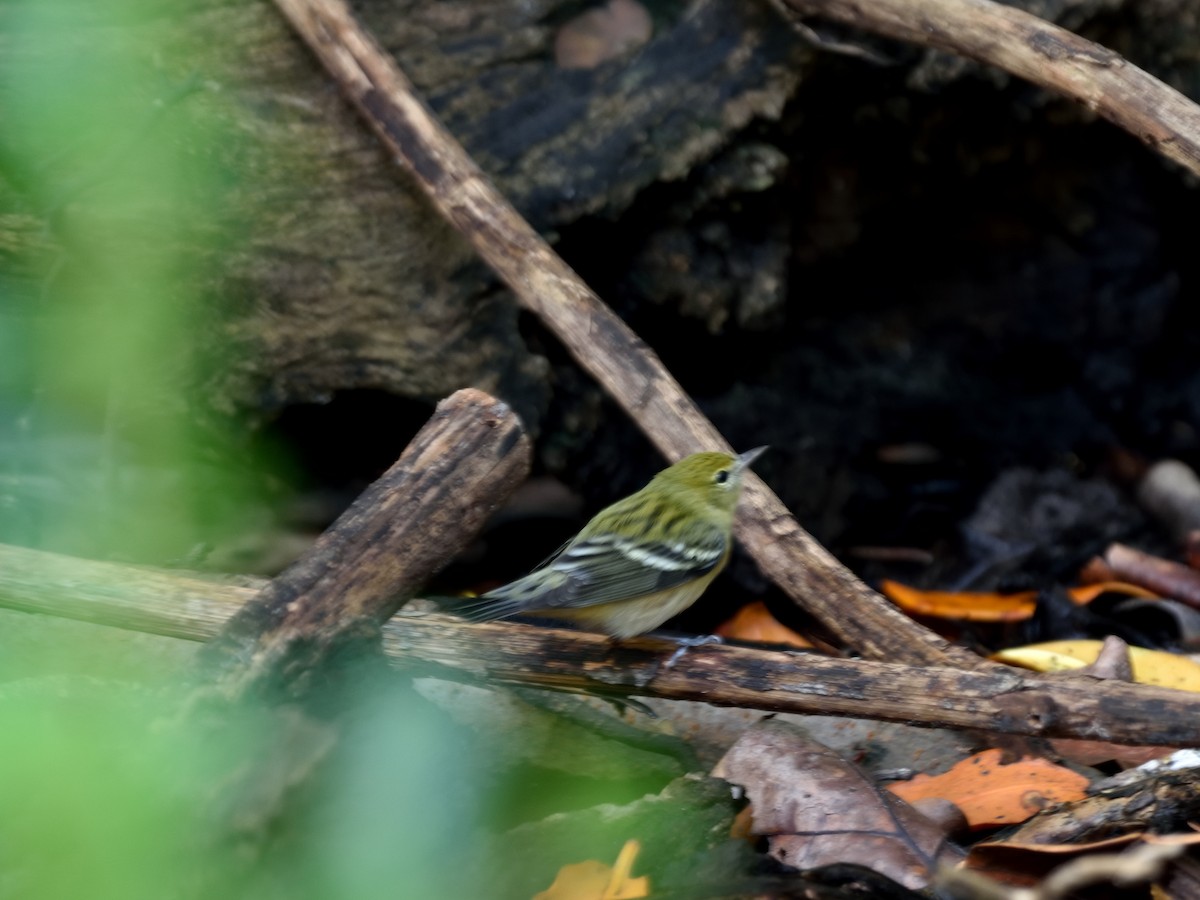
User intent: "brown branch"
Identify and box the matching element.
[780,0,1200,178]
[1103,542,1200,610]
[269,0,979,670]
[1,540,1199,746]
[202,388,530,696]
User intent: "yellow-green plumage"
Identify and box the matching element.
[458,447,765,638]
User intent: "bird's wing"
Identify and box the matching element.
[516,523,729,610]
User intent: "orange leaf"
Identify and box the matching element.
[1067,581,1160,605]
[729,806,756,842]
[887,749,1089,829]
[715,601,812,648]
[533,840,649,900]
[879,580,1038,622]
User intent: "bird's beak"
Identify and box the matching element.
[734,445,768,473]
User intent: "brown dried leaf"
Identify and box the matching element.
[713,719,963,890]
[1049,739,1178,769]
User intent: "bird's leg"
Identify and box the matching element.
[611,633,724,686]
[661,633,723,670]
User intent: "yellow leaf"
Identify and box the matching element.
[994,641,1200,692]
[533,840,649,900]
[534,861,615,900]
[604,840,649,900]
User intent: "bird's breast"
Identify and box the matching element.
[546,577,714,639]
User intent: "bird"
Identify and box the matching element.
[453,447,766,640]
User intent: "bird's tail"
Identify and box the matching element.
[437,568,566,622]
[437,592,528,623]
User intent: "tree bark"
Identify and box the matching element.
[201,388,530,697]
[0,0,805,431]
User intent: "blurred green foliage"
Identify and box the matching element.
[0,0,267,563]
[0,658,490,899]
[0,5,721,898]
[0,2,485,897]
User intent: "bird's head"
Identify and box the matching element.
[654,446,767,515]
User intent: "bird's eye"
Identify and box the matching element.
[714,469,730,485]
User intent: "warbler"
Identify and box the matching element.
[456,447,766,638]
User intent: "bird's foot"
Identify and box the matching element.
[662,633,723,670]
[623,634,723,687]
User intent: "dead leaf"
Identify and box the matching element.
[1049,739,1178,770]
[715,601,812,649]
[887,749,1089,830]
[1067,581,1160,604]
[993,640,1200,692]
[533,839,649,900]
[989,764,1200,847]
[880,579,1161,623]
[880,579,1038,621]
[713,718,963,890]
[907,797,969,836]
[991,637,1182,768]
